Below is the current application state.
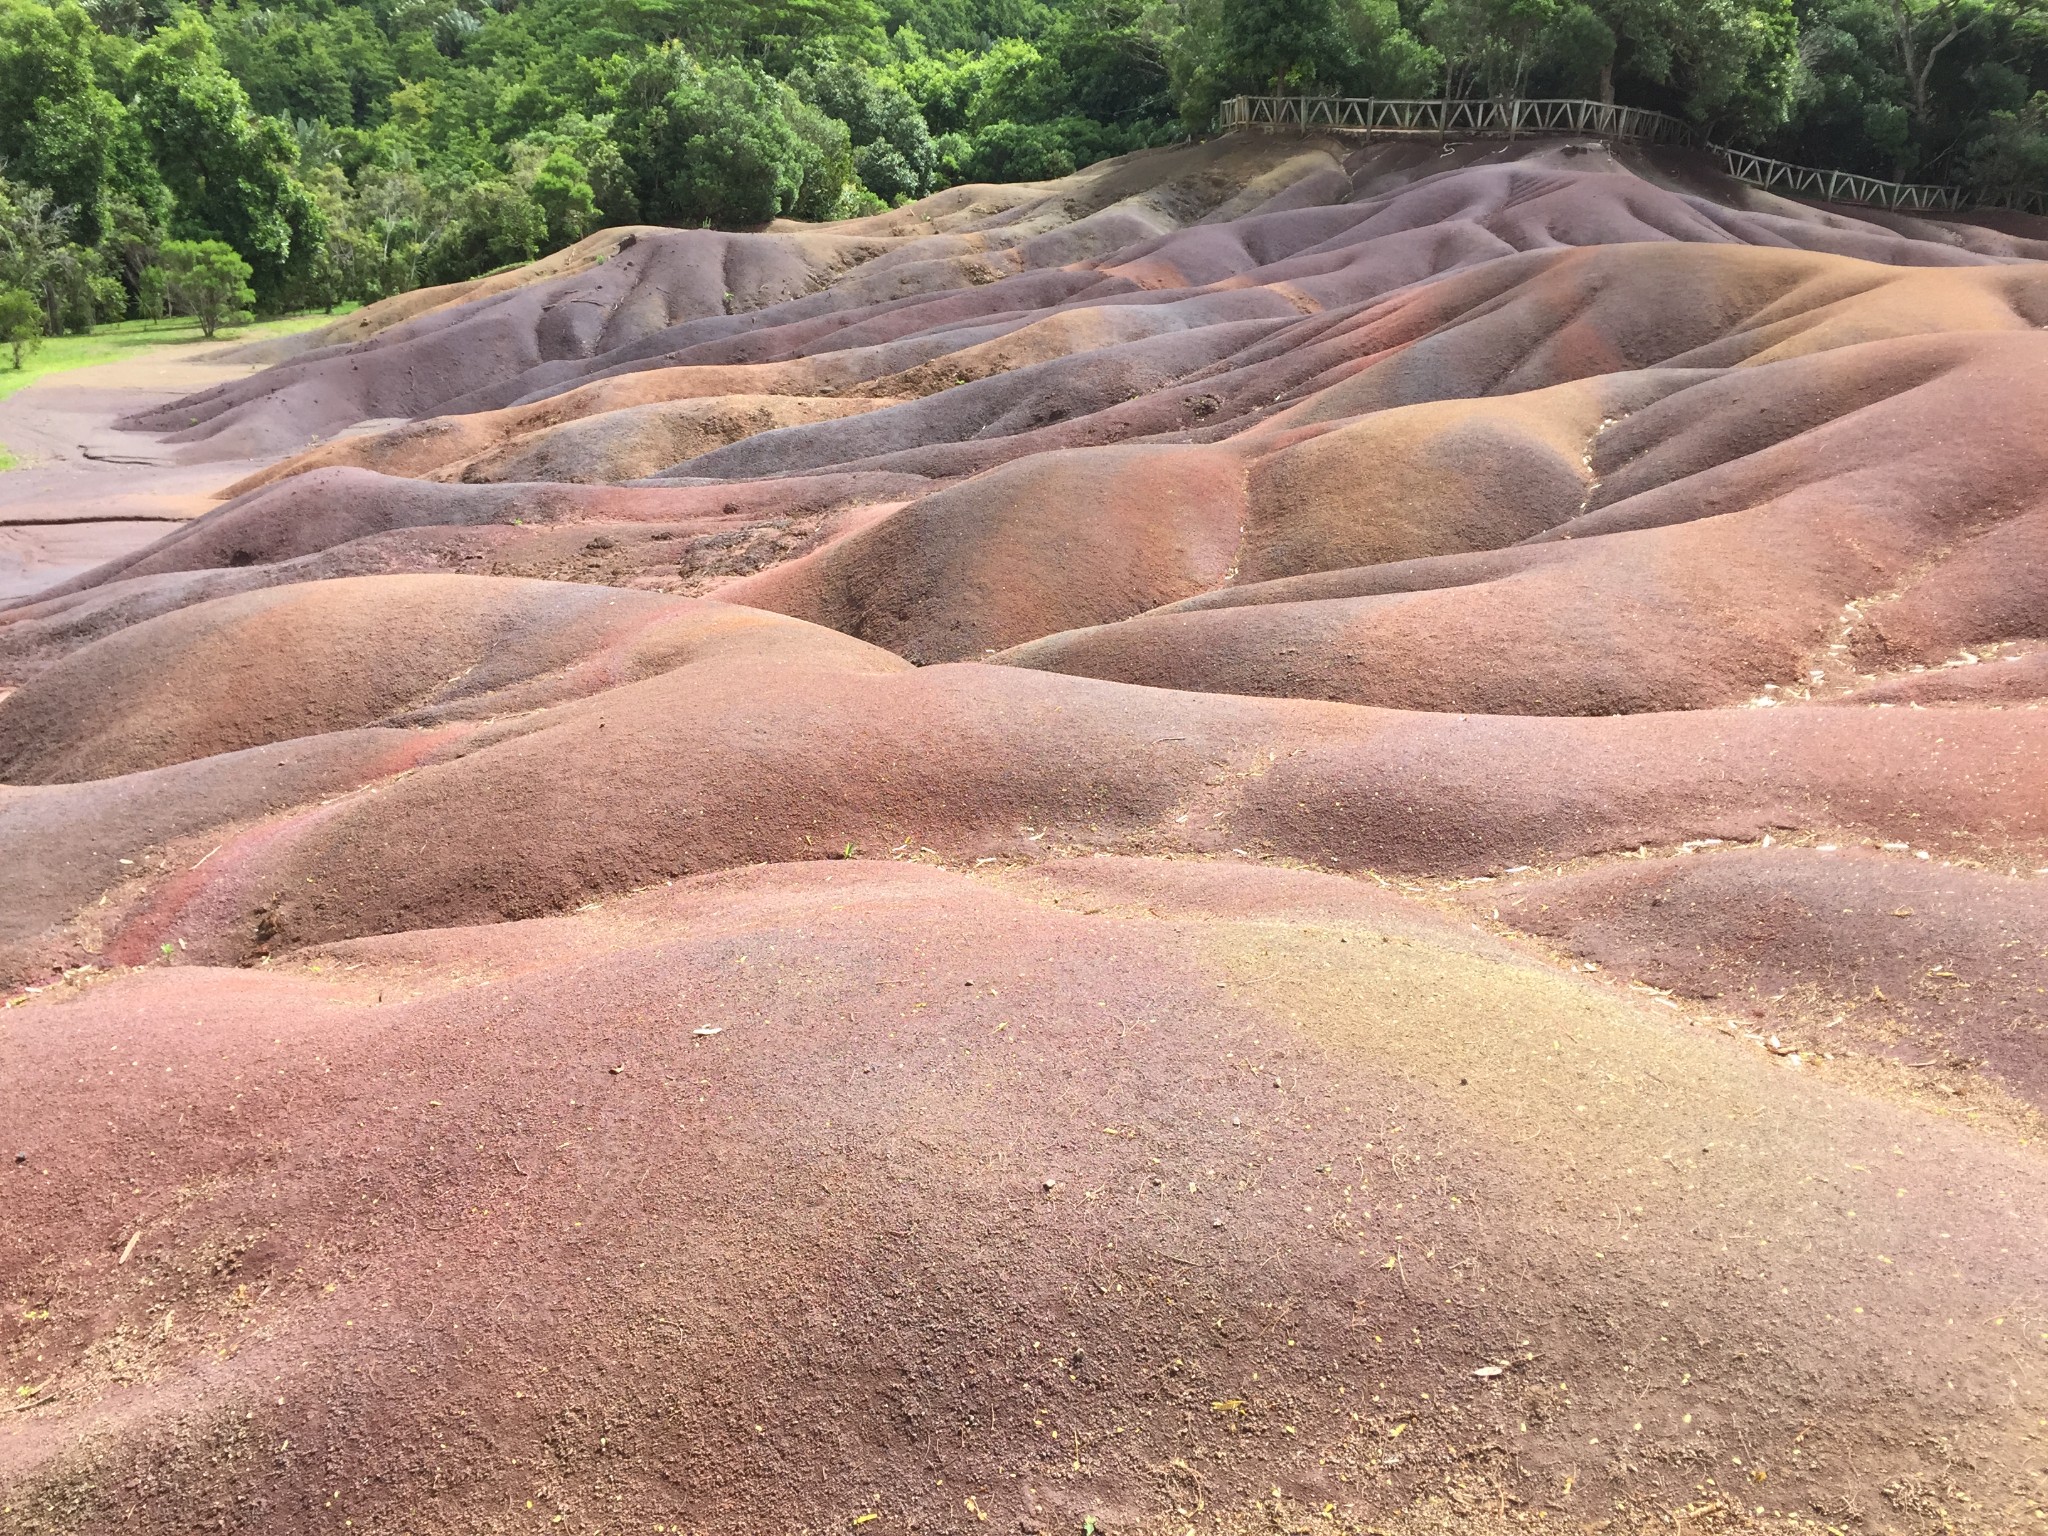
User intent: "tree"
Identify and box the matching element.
[1168,0,1439,121]
[78,0,172,39]
[130,14,327,307]
[630,0,887,71]
[1203,0,1402,94]
[1423,0,1562,99]
[526,147,601,244]
[160,237,255,337]
[508,113,639,226]
[1659,0,1800,132]
[780,91,863,219]
[355,163,443,294]
[0,0,131,231]
[423,179,546,281]
[613,47,856,226]
[0,284,42,368]
[1967,88,2048,195]
[0,175,125,331]
[792,56,940,197]
[1888,0,1983,118]
[96,192,165,296]
[0,176,88,332]
[1541,2,1616,100]
[962,35,1059,120]
[39,241,125,330]
[890,39,982,133]
[960,116,1075,177]
[288,161,371,310]
[1039,0,1175,125]
[216,4,398,127]
[136,262,166,322]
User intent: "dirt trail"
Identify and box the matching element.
[0,342,308,602]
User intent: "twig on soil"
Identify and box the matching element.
[2,1382,52,1413]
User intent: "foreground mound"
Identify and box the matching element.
[4,567,2042,984]
[5,858,2043,1536]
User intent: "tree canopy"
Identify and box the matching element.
[0,0,2035,337]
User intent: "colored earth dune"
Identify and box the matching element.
[2,134,2046,1536]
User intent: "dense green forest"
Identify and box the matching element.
[0,0,2041,345]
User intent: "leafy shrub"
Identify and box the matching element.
[160,237,255,336]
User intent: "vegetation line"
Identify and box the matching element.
[0,0,2040,370]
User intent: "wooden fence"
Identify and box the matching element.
[1216,95,2045,217]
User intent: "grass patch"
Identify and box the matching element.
[0,309,353,405]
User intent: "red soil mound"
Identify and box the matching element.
[444,394,902,485]
[0,469,928,685]
[117,227,899,459]
[6,659,2028,979]
[223,381,910,491]
[0,576,902,783]
[720,444,1248,660]
[224,294,1284,493]
[5,860,2044,1536]
[991,328,2048,711]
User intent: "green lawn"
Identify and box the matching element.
[0,309,353,405]
[0,308,355,469]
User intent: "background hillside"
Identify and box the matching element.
[0,0,2044,338]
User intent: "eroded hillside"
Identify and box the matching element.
[2,134,2045,1536]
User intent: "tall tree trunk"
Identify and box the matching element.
[1887,0,1969,123]
[1600,61,1614,105]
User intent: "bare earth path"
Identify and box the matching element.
[0,337,322,603]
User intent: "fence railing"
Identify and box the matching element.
[1216,95,2046,218]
